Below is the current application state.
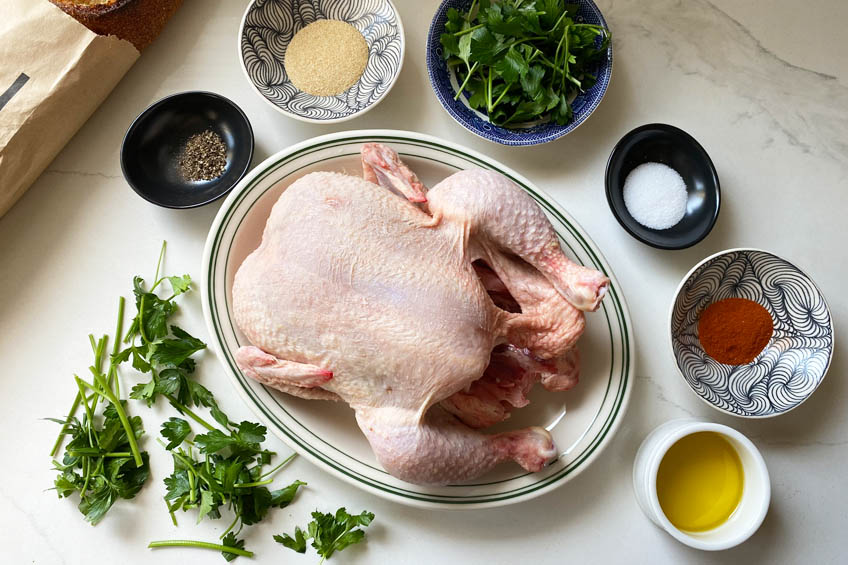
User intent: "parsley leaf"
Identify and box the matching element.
[270,479,307,507]
[273,527,307,554]
[161,418,191,450]
[150,326,206,368]
[220,532,247,562]
[167,274,192,296]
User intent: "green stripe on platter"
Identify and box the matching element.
[206,134,631,503]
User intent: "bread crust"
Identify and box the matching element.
[50,0,183,51]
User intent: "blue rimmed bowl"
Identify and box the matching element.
[238,0,405,123]
[669,249,834,418]
[425,0,612,146]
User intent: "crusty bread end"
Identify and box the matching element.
[50,0,183,51]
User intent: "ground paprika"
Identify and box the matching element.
[697,298,773,365]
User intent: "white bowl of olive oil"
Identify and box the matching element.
[633,419,770,551]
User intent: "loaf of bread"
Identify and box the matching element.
[50,0,183,51]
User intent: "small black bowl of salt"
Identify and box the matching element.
[121,91,254,209]
[605,123,720,249]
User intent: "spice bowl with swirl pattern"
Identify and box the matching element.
[238,0,405,124]
[669,249,833,418]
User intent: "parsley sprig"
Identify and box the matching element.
[441,0,610,126]
[275,508,375,563]
[118,243,209,413]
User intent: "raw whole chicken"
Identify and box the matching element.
[232,144,609,485]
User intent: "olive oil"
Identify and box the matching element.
[656,432,744,532]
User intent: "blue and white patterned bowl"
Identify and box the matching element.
[670,249,833,418]
[238,0,404,123]
[425,0,612,146]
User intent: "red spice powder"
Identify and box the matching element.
[698,298,773,365]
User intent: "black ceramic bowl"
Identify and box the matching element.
[605,123,720,249]
[121,91,254,208]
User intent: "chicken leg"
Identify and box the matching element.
[356,405,556,485]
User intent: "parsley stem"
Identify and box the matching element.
[106,297,126,398]
[535,56,568,78]
[467,0,478,21]
[75,376,98,448]
[232,478,273,488]
[453,23,483,37]
[220,514,240,539]
[76,374,144,467]
[453,61,479,101]
[163,446,207,492]
[165,396,216,432]
[153,241,167,285]
[148,540,253,558]
[167,499,178,527]
[486,67,493,111]
[50,393,81,457]
[490,82,513,112]
[562,25,570,91]
[69,450,132,457]
[259,452,297,481]
[549,8,569,34]
[81,456,92,499]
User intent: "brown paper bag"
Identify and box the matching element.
[0,0,139,218]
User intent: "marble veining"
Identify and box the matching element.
[609,0,848,167]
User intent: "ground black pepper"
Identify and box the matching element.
[178,130,227,181]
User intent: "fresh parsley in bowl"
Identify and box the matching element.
[426,0,612,145]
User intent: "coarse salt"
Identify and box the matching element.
[622,162,688,230]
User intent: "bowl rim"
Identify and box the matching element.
[120,90,255,209]
[237,0,406,124]
[604,122,721,250]
[424,0,613,146]
[666,247,835,419]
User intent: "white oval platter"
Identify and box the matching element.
[201,130,633,509]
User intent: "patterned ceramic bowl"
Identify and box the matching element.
[238,0,404,123]
[425,0,612,146]
[670,249,833,418]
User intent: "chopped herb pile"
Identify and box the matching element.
[275,508,375,563]
[160,415,305,536]
[49,242,316,561]
[50,298,150,525]
[440,0,610,126]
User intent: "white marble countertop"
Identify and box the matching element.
[2,0,846,563]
